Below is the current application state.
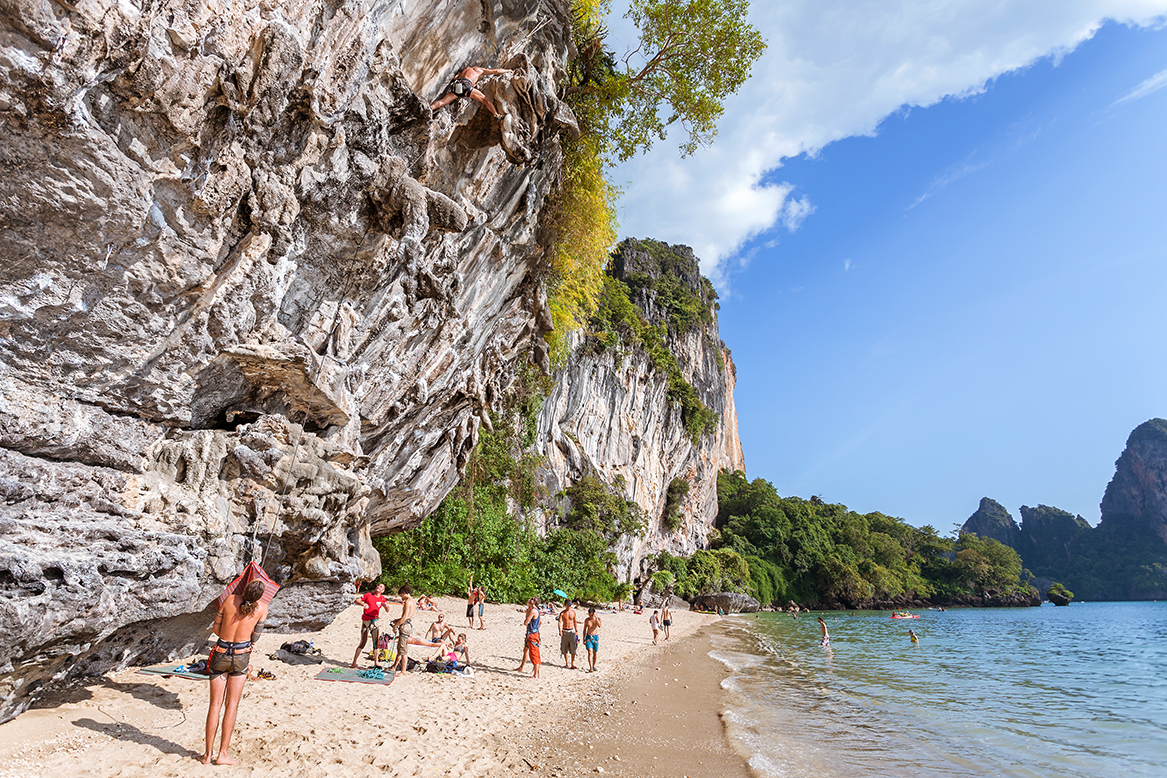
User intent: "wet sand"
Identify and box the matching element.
[523,622,753,777]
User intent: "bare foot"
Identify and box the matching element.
[214,755,239,765]
[350,662,358,669]
[198,754,212,765]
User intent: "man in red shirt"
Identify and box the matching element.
[351,583,389,668]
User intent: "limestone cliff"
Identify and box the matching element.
[0,0,579,721]
[535,239,745,583]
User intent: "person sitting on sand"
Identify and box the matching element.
[417,594,437,611]
[351,583,389,669]
[450,633,471,666]
[202,580,268,766]
[818,616,830,647]
[430,66,513,119]
[558,600,579,669]
[583,607,601,672]
[514,597,541,678]
[390,584,416,674]
[426,613,455,645]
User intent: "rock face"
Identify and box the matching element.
[535,240,745,583]
[0,0,580,721]
[961,497,1020,546]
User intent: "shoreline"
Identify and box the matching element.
[0,595,725,777]
[521,621,753,777]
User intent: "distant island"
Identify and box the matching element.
[960,419,1167,601]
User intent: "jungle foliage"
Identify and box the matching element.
[713,470,1034,607]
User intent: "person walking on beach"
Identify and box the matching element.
[430,65,513,119]
[351,583,388,668]
[583,607,601,672]
[558,600,579,669]
[390,584,416,674]
[661,603,672,641]
[201,580,268,765]
[514,597,541,678]
[817,616,830,647]
[649,610,660,645]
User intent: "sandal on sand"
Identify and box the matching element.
[257,669,276,680]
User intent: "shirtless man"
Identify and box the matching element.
[466,579,477,629]
[582,607,601,672]
[430,65,513,119]
[558,601,579,669]
[390,584,417,674]
[817,616,830,647]
[425,612,455,645]
[514,597,541,678]
[661,603,672,641]
[351,583,389,668]
[201,580,268,765]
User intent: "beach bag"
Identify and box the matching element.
[426,659,450,673]
[375,635,396,663]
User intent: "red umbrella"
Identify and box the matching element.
[217,560,280,607]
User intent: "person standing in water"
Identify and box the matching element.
[817,616,830,647]
[909,629,919,644]
[582,607,602,672]
[201,580,268,765]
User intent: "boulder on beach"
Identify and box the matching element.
[691,592,760,613]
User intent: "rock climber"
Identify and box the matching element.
[430,66,513,119]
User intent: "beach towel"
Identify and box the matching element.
[217,560,280,607]
[137,663,210,681]
[314,667,396,685]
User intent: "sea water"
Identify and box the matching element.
[711,602,1167,778]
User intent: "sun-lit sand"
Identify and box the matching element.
[0,596,721,777]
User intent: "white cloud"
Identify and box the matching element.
[607,1,1167,280]
[843,258,853,272]
[1112,67,1167,105]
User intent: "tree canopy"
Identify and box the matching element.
[568,0,766,161]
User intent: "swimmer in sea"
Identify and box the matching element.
[817,616,830,647]
[909,629,918,644]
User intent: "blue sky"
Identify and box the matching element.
[607,3,1167,531]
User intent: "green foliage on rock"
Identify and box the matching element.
[662,477,690,531]
[588,274,717,444]
[713,470,1034,608]
[563,474,646,542]
[374,365,623,604]
[1046,581,1074,605]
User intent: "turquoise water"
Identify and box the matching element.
[710,603,1167,777]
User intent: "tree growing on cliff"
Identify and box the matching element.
[567,0,766,160]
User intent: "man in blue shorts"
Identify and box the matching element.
[582,607,601,672]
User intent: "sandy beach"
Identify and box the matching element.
[0,596,749,777]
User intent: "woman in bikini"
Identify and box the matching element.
[201,580,268,766]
